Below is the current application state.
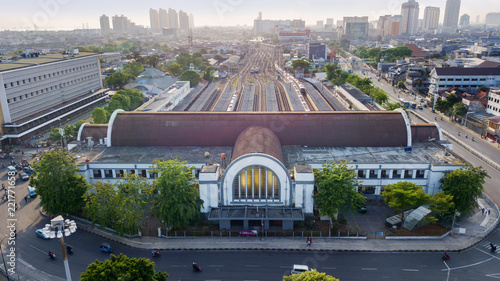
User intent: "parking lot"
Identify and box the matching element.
[343,204,395,238]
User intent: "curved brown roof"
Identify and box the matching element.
[109,111,409,147]
[231,126,284,163]
[411,124,441,142]
[80,124,108,143]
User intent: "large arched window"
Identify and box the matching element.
[233,165,280,202]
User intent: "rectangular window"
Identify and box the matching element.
[404,170,412,178]
[369,170,377,179]
[357,170,364,178]
[92,169,102,178]
[141,170,147,177]
[104,170,113,178]
[381,170,388,178]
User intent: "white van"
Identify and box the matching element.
[7,166,17,174]
[291,264,311,274]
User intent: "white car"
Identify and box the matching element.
[291,264,312,274]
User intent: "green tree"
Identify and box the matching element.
[166,62,183,77]
[123,62,144,77]
[49,128,62,142]
[31,149,88,215]
[105,72,133,89]
[428,192,455,222]
[106,98,123,113]
[80,254,168,281]
[147,54,161,68]
[384,102,402,110]
[152,159,203,229]
[451,102,467,118]
[115,89,144,110]
[397,81,405,89]
[199,48,208,54]
[84,174,153,235]
[382,182,431,221]
[202,66,215,82]
[110,93,131,111]
[314,161,366,219]
[283,270,339,281]
[435,99,451,113]
[179,70,201,87]
[213,54,224,62]
[91,108,108,124]
[440,165,489,215]
[291,59,310,73]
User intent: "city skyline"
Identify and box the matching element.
[1,0,499,30]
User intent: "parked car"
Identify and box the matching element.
[19,172,29,181]
[36,229,49,239]
[291,264,312,275]
[28,186,37,197]
[100,243,112,253]
[238,230,258,236]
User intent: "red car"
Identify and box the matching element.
[238,230,258,236]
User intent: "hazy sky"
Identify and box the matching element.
[1,0,499,30]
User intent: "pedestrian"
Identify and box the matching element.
[482,208,485,214]
[488,209,491,215]
[307,239,311,247]
[309,237,313,246]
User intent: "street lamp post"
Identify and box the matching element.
[45,216,77,281]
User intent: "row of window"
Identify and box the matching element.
[487,105,500,112]
[6,74,99,104]
[93,169,158,179]
[439,78,486,82]
[438,84,481,88]
[489,97,499,103]
[356,169,426,179]
[3,63,98,89]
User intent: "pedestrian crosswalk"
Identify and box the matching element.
[480,241,499,253]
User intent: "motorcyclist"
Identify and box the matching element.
[48,251,55,259]
[193,262,200,271]
[152,249,159,256]
[443,252,450,259]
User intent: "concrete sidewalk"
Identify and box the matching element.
[75,196,499,253]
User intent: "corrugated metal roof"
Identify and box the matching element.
[81,124,108,143]
[434,67,500,76]
[231,126,284,163]
[411,124,440,142]
[109,111,409,148]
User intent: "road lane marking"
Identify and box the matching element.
[403,269,419,272]
[280,265,292,268]
[29,244,48,254]
[245,265,260,268]
[322,267,337,270]
[485,273,500,279]
[209,265,224,267]
[362,268,377,271]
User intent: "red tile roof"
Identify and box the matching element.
[477,60,500,68]
[405,44,428,58]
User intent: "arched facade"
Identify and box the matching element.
[221,153,292,206]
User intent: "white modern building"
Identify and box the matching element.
[443,0,461,31]
[0,52,105,140]
[429,68,500,95]
[75,111,462,230]
[135,81,190,112]
[423,6,440,32]
[486,88,500,116]
[401,0,420,35]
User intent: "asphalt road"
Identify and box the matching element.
[16,227,500,280]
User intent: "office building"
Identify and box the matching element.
[486,13,500,25]
[112,15,130,33]
[459,14,470,28]
[179,10,189,31]
[150,8,161,33]
[0,52,105,140]
[443,0,461,31]
[316,20,324,30]
[169,8,178,29]
[159,8,169,29]
[343,16,369,40]
[189,13,194,29]
[99,14,111,34]
[307,43,327,60]
[401,0,419,35]
[423,6,440,32]
[378,15,393,37]
[486,88,500,116]
[429,68,500,94]
[391,15,403,36]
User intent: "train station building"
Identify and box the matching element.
[75,110,463,230]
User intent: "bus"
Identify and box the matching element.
[399,98,409,108]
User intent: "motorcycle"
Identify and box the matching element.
[193,262,202,272]
[442,253,450,261]
[49,251,56,260]
[152,250,160,257]
[67,246,73,255]
[491,243,497,253]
